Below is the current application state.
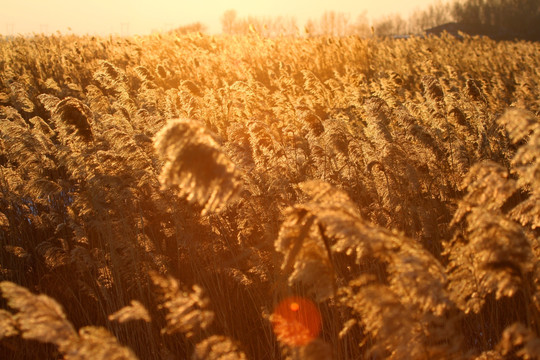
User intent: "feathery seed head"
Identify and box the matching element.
[154,118,242,215]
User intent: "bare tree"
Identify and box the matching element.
[408,0,452,33]
[172,22,207,35]
[451,0,540,39]
[351,12,372,37]
[221,9,238,34]
[373,14,408,36]
[320,11,351,37]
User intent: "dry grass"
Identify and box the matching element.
[0,31,539,359]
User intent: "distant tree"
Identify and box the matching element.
[172,22,207,35]
[451,0,540,40]
[221,9,238,34]
[305,11,361,37]
[304,19,317,36]
[452,0,485,24]
[221,12,298,37]
[351,12,372,37]
[262,16,298,37]
[409,0,452,33]
[373,14,407,36]
[319,11,351,37]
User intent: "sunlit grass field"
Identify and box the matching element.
[1,31,539,359]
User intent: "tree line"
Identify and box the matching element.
[215,0,539,40]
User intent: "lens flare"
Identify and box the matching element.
[271,296,321,347]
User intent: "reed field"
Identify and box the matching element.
[0,31,539,359]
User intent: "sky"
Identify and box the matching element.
[1,0,444,36]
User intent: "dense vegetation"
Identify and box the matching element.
[0,31,539,359]
[451,0,540,40]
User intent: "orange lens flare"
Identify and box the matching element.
[271,296,321,347]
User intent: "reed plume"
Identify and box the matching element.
[154,119,242,215]
[52,97,94,143]
[192,335,247,360]
[277,181,458,357]
[0,281,138,359]
[497,323,540,359]
[0,281,76,346]
[498,108,540,229]
[108,301,151,324]
[150,271,214,338]
[0,309,18,339]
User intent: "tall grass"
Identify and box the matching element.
[0,31,539,359]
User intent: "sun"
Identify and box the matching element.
[271,296,322,347]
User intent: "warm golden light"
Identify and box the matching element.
[3,0,442,35]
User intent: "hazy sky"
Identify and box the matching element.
[2,0,444,36]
